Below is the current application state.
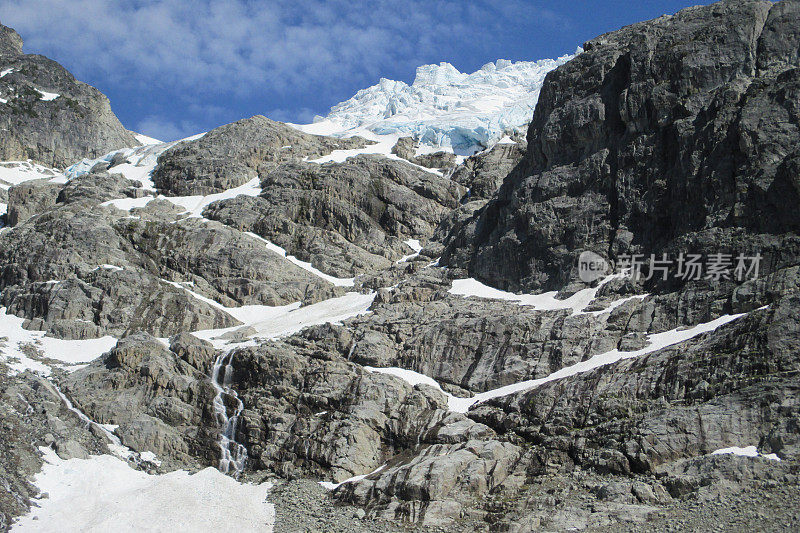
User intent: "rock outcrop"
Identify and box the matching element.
[2,3,800,531]
[0,23,23,58]
[152,116,370,196]
[5,178,60,226]
[0,172,342,339]
[450,141,525,200]
[391,137,457,170]
[63,333,221,469]
[442,0,800,293]
[0,22,138,167]
[205,154,465,277]
[0,366,128,529]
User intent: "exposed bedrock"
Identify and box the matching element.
[442,0,800,294]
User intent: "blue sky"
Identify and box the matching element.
[0,0,713,141]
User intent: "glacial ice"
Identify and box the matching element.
[314,51,579,154]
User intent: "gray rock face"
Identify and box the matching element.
[346,278,623,393]
[6,170,145,226]
[0,22,23,56]
[152,115,370,196]
[2,3,800,531]
[117,216,343,307]
[270,480,408,533]
[0,368,120,529]
[391,136,456,170]
[0,205,237,339]
[205,155,465,277]
[0,23,138,167]
[6,179,60,226]
[390,136,417,161]
[450,141,525,200]
[56,171,145,206]
[229,326,455,481]
[443,0,800,293]
[0,174,342,338]
[345,258,800,397]
[338,439,523,526]
[472,294,800,473]
[63,333,221,469]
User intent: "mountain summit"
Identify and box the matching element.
[0,21,137,168]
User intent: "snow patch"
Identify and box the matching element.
[300,128,443,175]
[0,307,117,375]
[319,464,387,490]
[162,280,374,349]
[13,447,275,532]
[133,133,163,145]
[161,280,298,325]
[101,195,155,211]
[448,274,626,315]
[36,89,60,101]
[246,232,355,287]
[0,160,60,190]
[191,291,375,349]
[366,312,748,413]
[306,129,398,163]
[711,446,781,461]
[94,264,123,272]
[397,239,423,264]
[138,451,162,466]
[102,178,262,217]
[65,130,208,190]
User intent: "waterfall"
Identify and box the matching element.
[211,352,248,477]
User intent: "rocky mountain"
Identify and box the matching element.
[0,21,138,168]
[441,0,800,294]
[1,1,800,532]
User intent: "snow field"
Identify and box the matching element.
[13,448,275,533]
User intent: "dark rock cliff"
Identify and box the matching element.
[442,0,800,293]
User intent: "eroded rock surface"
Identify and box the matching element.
[0,175,342,339]
[442,0,800,293]
[205,154,465,277]
[152,115,370,196]
[1,2,800,532]
[0,23,138,167]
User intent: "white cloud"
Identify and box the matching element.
[265,107,318,124]
[0,0,556,99]
[135,115,200,142]
[0,0,569,135]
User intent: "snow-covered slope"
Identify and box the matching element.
[308,52,578,154]
[13,448,275,532]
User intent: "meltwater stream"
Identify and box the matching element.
[211,352,248,477]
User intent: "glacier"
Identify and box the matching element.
[310,51,579,154]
